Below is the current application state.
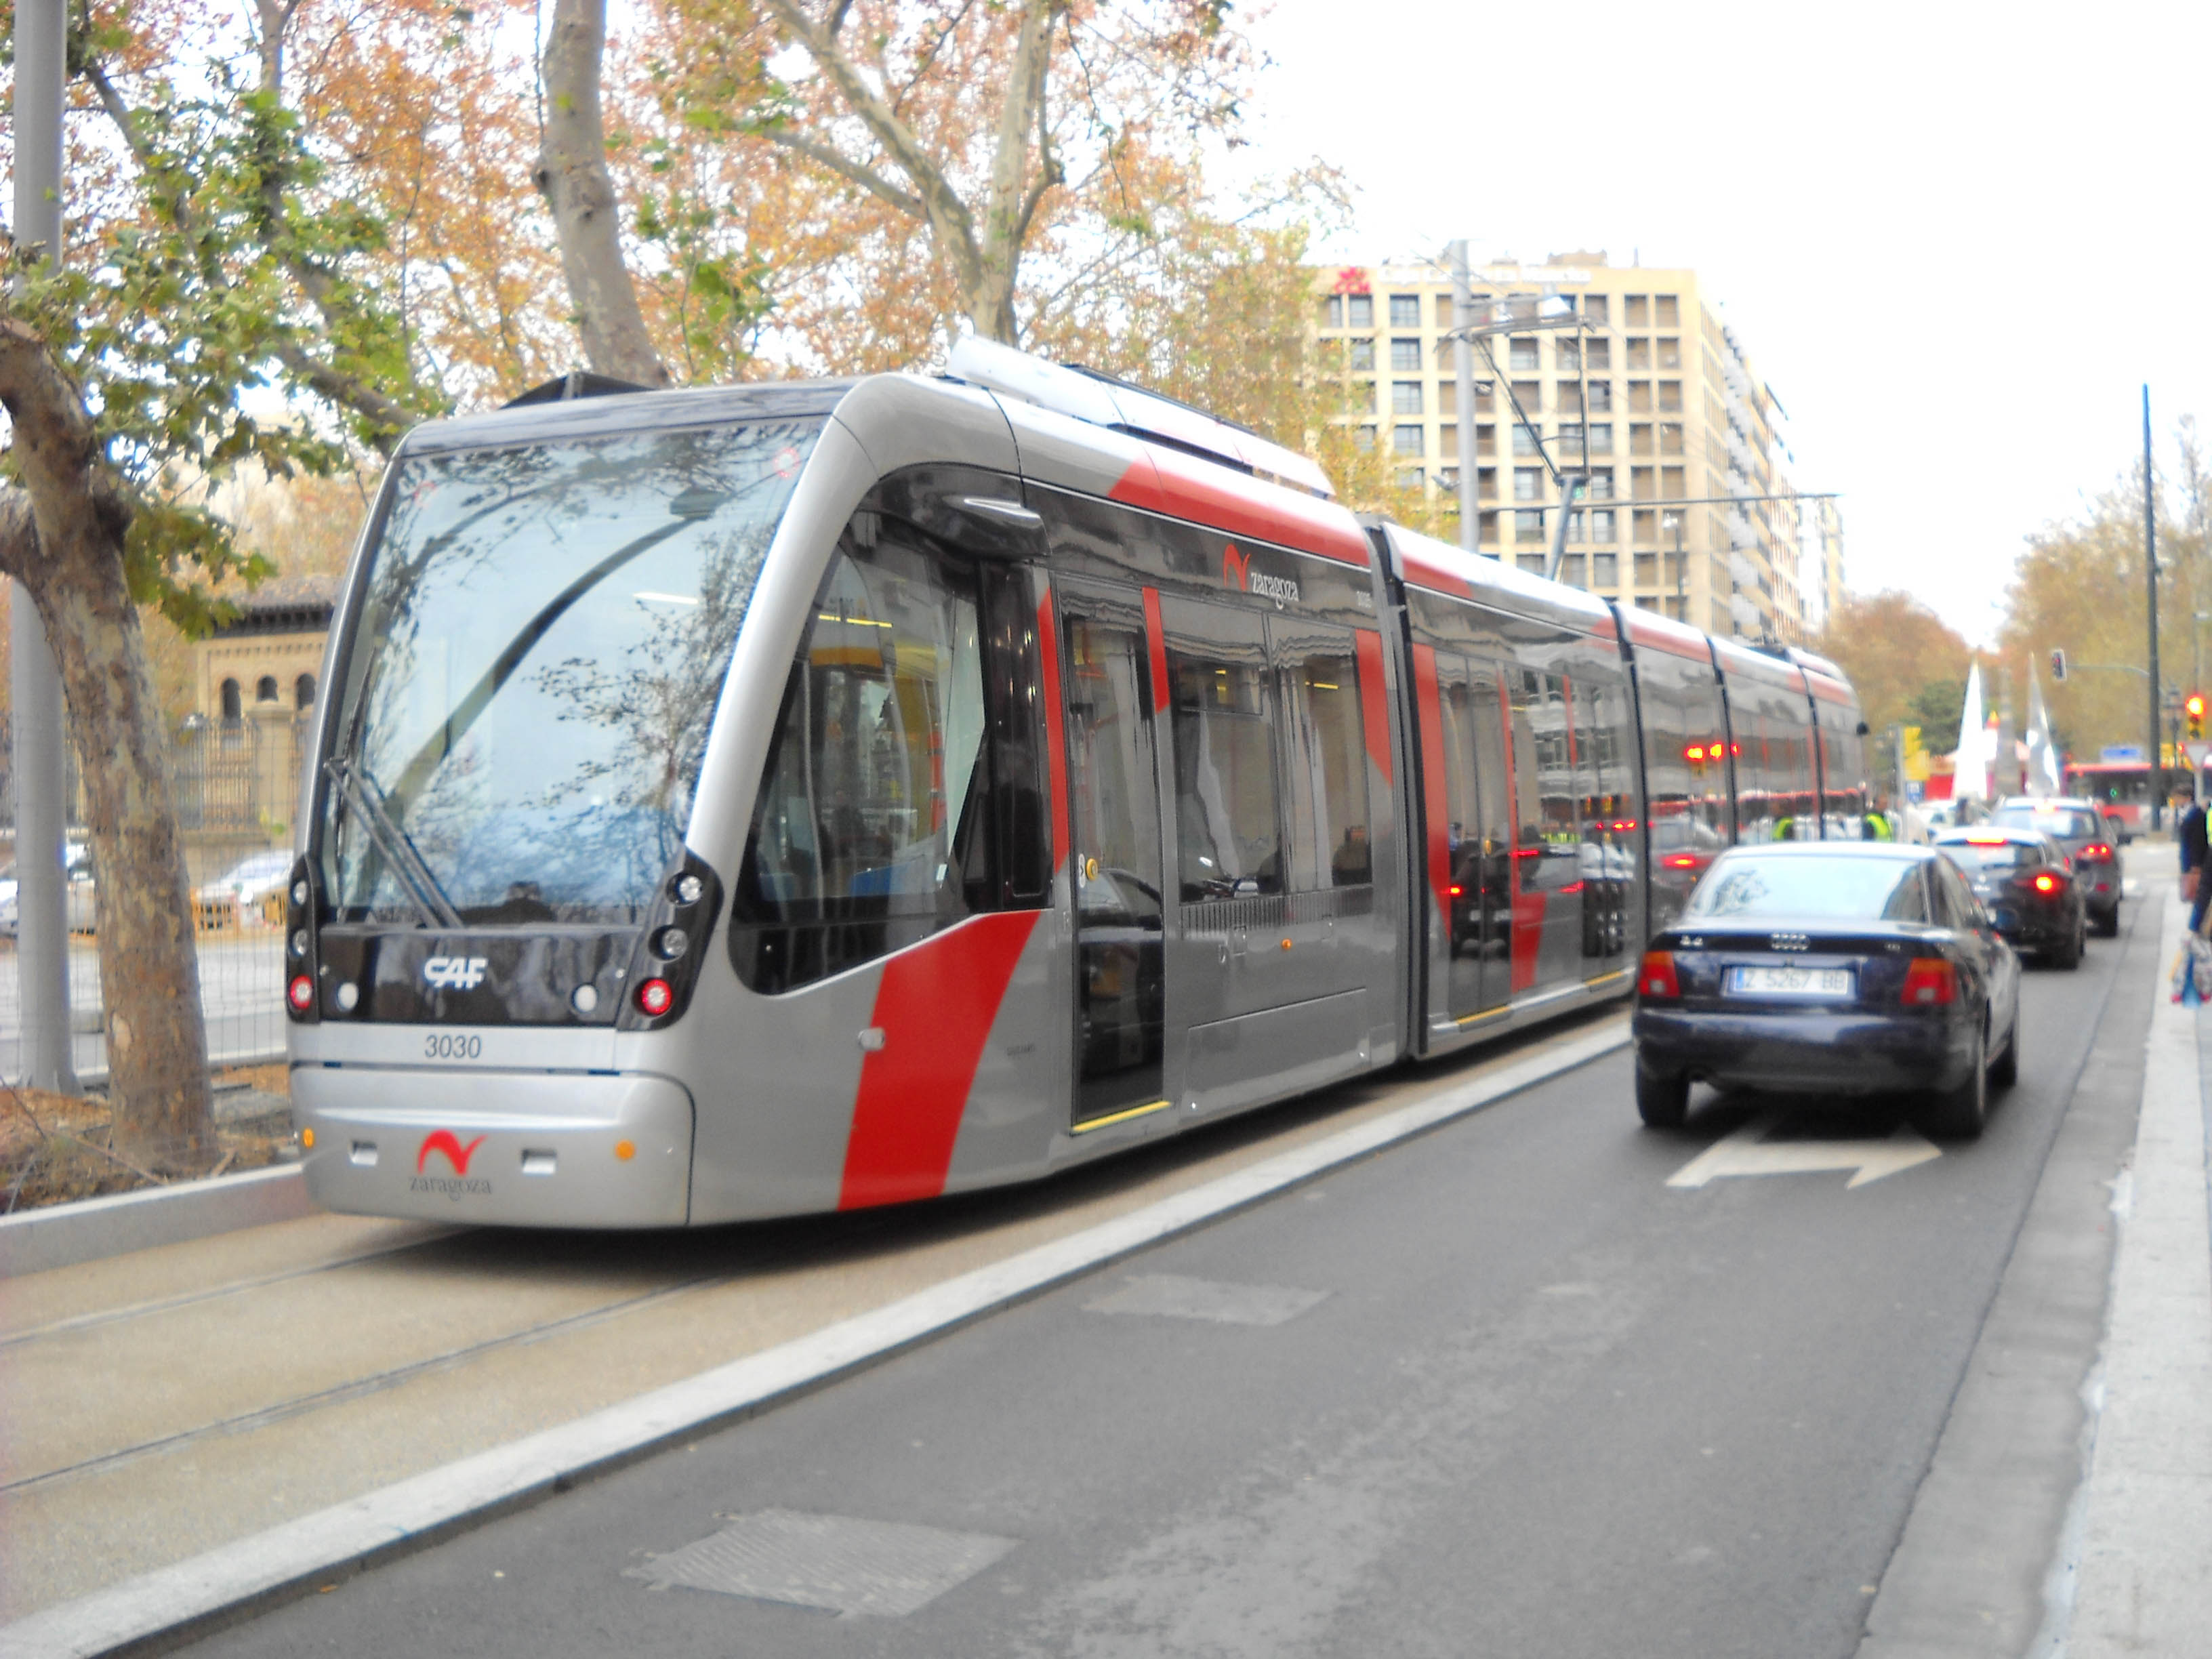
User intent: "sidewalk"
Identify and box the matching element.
[2061,893,2212,1654]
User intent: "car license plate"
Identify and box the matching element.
[1725,964,1853,998]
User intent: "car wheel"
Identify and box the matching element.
[2095,906,2121,939]
[1635,1060,1690,1128]
[1921,1025,1988,1140]
[2054,915,2084,970]
[1990,1015,2018,1090]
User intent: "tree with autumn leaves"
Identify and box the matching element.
[3,0,1380,1166]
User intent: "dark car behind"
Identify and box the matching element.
[1988,798,2123,935]
[1633,843,2021,1139]
[1933,827,2086,966]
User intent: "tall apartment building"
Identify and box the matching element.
[1313,251,1843,642]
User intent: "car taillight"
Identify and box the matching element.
[1901,958,1957,1006]
[287,975,315,1012]
[1663,853,1702,869]
[636,978,674,1017]
[2028,871,2065,893]
[2078,842,2113,861]
[1639,949,1681,999]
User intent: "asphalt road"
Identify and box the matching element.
[184,910,2149,1659]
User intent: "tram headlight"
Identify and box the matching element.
[291,879,310,907]
[289,929,310,958]
[636,978,674,1017]
[672,872,705,906]
[652,926,690,962]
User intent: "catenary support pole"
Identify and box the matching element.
[2146,385,2162,833]
[1451,242,1481,556]
[10,0,78,1092]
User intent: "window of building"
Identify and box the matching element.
[1480,510,1500,545]
[1347,294,1373,328]
[1583,294,1610,326]
[1320,295,1343,329]
[1635,552,1659,589]
[1624,295,1650,327]
[1439,423,1456,454]
[1436,294,1456,327]
[1626,337,1652,371]
[1584,337,1611,370]
[1393,381,1423,415]
[1660,422,1685,455]
[1512,424,1541,456]
[1394,423,1425,455]
[1478,466,1498,499]
[1628,380,1653,413]
[1585,467,1615,497]
[1585,381,1612,413]
[1591,511,1617,545]
[1397,465,1427,489]
[1559,554,1585,585]
[1474,382,1494,412]
[1557,421,1584,459]
[1357,425,1376,452]
[1509,336,1540,372]
[1437,379,1455,415]
[1662,466,1686,498]
[1170,650,1282,900]
[1556,383,1583,416]
[220,677,242,721]
[1515,510,1547,543]
[1565,511,1586,544]
[1514,467,1543,501]
[1631,466,1656,501]
[255,674,280,703]
[1517,553,1546,574]
[1655,295,1680,327]
[1658,380,1683,413]
[1391,338,1422,372]
[1390,294,1422,327]
[1629,423,1654,457]
[1437,465,1458,490]
[294,673,316,711]
[1587,423,1614,454]
[1633,508,1658,542]
[1593,552,1619,586]
[1657,336,1681,369]
[1349,337,1375,371]
[1476,422,1496,456]
[1556,338,1581,373]
[1512,379,1542,410]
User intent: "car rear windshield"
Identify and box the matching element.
[1938,840,2036,870]
[1684,854,1927,922]
[1990,806,2100,840]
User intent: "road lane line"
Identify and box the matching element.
[0,1020,1628,1659]
[1666,1111,1943,1190]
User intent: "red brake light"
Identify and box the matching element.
[636,978,674,1017]
[1639,949,1681,999]
[287,975,315,1011]
[1448,884,1463,897]
[1663,853,1701,869]
[1901,958,1957,1006]
[2032,872,2064,893]
[2079,842,2113,861]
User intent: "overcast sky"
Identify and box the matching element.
[1225,0,2209,647]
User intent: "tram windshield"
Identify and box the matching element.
[323,417,824,925]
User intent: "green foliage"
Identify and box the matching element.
[1908,676,1967,745]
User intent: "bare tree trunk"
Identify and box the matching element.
[0,322,213,1171]
[537,0,670,386]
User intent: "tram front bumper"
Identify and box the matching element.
[294,1067,695,1227]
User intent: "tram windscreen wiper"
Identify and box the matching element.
[326,757,464,929]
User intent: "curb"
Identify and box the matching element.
[0,1164,316,1280]
[0,1021,1627,1658]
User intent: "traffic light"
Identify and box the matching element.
[2050,647,2068,683]
[2189,692,2207,741]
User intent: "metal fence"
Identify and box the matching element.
[3,715,309,1088]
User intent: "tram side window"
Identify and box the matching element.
[1506,670,1544,861]
[1532,672,1579,888]
[731,522,1006,994]
[1280,647,1371,888]
[1170,651,1284,899]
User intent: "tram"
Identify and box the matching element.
[284,337,1869,1227]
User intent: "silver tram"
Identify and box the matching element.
[284,337,1870,1227]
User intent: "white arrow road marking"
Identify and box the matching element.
[1666,1111,1942,1190]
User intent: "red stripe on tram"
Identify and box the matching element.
[1353,628,1393,787]
[1141,586,1170,714]
[1036,586,1070,876]
[838,912,1043,1211]
[1410,644,1453,935]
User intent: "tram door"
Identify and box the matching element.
[1435,654,1513,1018]
[1060,603,1168,1127]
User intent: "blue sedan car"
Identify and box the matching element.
[1633,843,2022,1139]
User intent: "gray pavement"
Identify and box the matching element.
[0,932,284,1084]
[175,894,2169,1656]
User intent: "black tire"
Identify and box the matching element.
[2053,913,2084,970]
[1635,1060,1690,1128]
[1990,1015,2018,1090]
[1921,1025,1988,1139]
[2095,906,2121,939]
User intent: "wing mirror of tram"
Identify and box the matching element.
[618,852,724,1031]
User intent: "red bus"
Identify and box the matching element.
[2063,758,2200,839]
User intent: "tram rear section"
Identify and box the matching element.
[287,335,1868,1229]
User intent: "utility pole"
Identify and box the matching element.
[2146,385,2163,832]
[1450,241,1481,556]
[11,0,77,1092]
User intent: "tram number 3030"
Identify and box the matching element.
[423,1033,485,1061]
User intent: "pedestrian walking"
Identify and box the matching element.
[2175,778,2209,935]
